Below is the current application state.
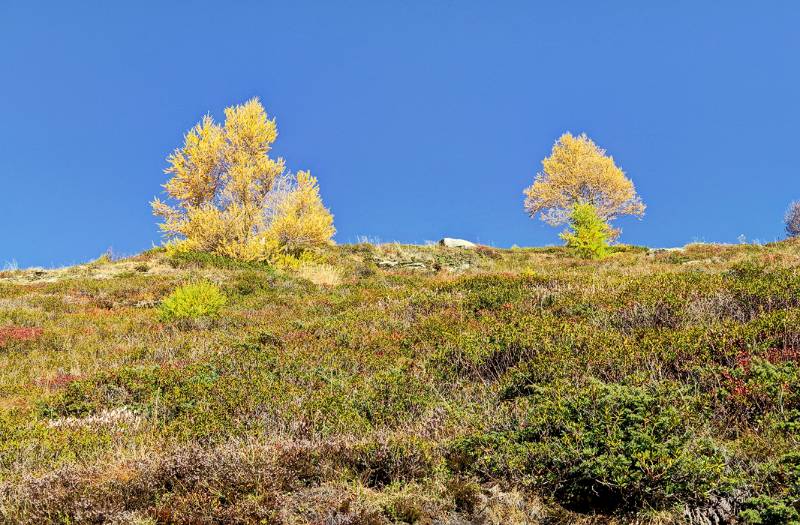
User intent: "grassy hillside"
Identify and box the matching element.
[2,241,800,524]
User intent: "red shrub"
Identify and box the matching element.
[718,347,799,423]
[0,326,43,347]
[764,346,800,364]
[36,372,82,389]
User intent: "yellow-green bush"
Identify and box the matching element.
[159,281,227,321]
[560,203,612,260]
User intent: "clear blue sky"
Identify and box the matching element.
[2,2,798,267]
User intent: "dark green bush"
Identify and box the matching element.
[718,356,800,426]
[739,452,800,524]
[740,495,800,524]
[450,379,730,513]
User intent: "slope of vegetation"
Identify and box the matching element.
[2,241,800,524]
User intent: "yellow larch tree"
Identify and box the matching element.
[152,98,334,261]
[523,133,645,235]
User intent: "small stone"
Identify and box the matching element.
[439,238,477,248]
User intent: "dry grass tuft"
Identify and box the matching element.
[297,262,342,287]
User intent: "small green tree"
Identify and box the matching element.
[560,203,611,260]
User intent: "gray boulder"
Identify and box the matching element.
[439,238,477,249]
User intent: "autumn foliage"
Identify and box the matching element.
[524,133,644,239]
[152,98,334,262]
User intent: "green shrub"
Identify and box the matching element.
[740,495,800,524]
[718,356,800,425]
[449,380,730,513]
[739,452,800,524]
[224,270,274,297]
[167,249,271,270]
[159,281,227,321]
[725,262,800,317]
[445,273,546,313]
[560,203,612,260]
[356,365,433,427]
[529,381,728,512]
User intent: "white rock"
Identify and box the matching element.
[439,238,477,248]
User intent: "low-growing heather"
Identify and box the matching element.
[2,241,800,523]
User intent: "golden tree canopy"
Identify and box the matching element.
[152,98,334,260]
[267,171,336,254]
[523,133,645,226]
